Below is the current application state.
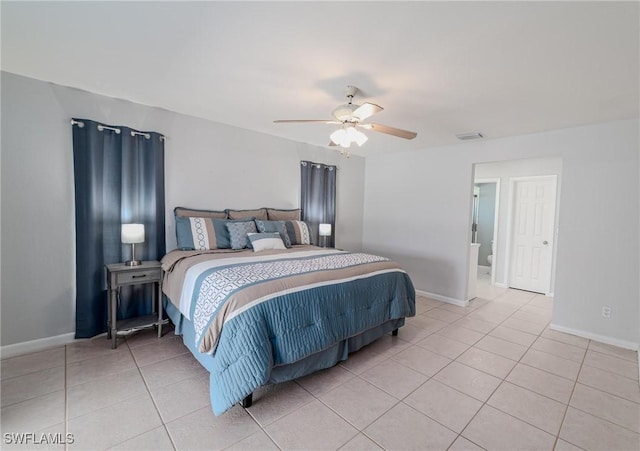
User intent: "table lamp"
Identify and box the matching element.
[319,223,332,248]
[121,223,145,266]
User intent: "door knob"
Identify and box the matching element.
[543,240,549,245]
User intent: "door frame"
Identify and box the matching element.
[505,175,559,295]
[474,178,500,286]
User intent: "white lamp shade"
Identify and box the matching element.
[319,223,332,236]
[352,128,368,146]
[121,223,145,244]
[330,127,368,148]
[330,129,350,148]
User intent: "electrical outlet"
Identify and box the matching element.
[602,306,612,318]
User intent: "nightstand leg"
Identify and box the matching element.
[106,290,112,340]
[111,288,117,349]
[157,280,163,338]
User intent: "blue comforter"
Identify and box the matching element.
[162,247,415,414]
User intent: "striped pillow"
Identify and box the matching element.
[175,217,228,250]
[248,232,286,252]
[284,220,313,245]
[176,217,254,250]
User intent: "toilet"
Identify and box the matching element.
[487,241,495,267]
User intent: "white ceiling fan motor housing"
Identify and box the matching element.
[332,85,362,122]
[333,103,360,122]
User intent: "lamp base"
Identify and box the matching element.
[124,260,142,266]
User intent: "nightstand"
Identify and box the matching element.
[105,261,166,349]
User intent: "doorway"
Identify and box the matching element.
[472,157,562,295]
[473,179,500,286]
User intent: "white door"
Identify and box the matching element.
[509,176,557,293]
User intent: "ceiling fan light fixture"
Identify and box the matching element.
[330,129,351,148]
[275,85,417,151]
[331,126,368,148]
[347,127,368,146]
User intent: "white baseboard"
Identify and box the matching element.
[549,323,639,351]
[1,332,76,359]
[494,282,507,288]
[415,290,468,307]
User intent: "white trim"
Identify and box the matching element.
[549,323,639,351]
[1,332,76,359]
[415,289,468,307]
[494,282,508,288]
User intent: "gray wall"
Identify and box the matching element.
[362,119,639,346]
[0,72,366,346]
[2,70,638,350]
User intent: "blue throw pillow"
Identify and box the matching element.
[226,221,258,250]
[255,220,292,248]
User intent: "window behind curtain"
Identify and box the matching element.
[300,161,336,247]
[72,119,165,338]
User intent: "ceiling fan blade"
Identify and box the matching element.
[274,119,341,124]
[359,123,417,140]
[352,103,383,121]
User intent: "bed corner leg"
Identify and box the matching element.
[392,328,398,336]
[241,393,253,409]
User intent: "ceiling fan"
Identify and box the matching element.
[274,86,417,151]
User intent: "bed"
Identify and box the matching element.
[161,208,416,415]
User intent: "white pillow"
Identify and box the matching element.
[247,232,286,252]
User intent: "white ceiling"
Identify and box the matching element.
[2,1,638,156]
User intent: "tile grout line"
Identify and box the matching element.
[403,295,506,448]
[13,288,634,451]
[440,294,566,448]
[312,372,402,447]
[127,339,178,451]
[393,316,494,449]
[449,337,540,445]
[226,293,532,449]
[249,384,316,450]
[551,337,591,450]
[304,339,464,450]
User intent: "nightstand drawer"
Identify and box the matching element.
[116,268,161,285]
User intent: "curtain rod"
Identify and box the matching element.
[300,161,337,170]
[70,119,166,141]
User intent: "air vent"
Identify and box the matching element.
[456,132,484,140]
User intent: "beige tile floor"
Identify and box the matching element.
[2,274,639,450]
